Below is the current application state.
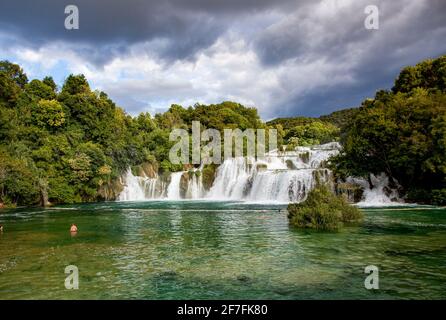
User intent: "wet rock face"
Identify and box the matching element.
[131,162,159,179]
[299,151,310,164]
[285,160,297,170]
[335,182,364,203]
[141,162,158,179]
[201,165,217,191]
[183,163,194,171]
[98,179,125,201]
[244,176,253,197]
[179,172,189,198]
[157,172,171,197]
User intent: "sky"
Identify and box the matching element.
[0,0,445,120]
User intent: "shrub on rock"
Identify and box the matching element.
[287,184,363,231]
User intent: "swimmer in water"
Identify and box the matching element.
[70,224,78,233]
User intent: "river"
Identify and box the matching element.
[0,201,445,299]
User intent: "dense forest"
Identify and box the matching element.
[0,62,271,206]
[332,55,446,204]
[1,54,445,207]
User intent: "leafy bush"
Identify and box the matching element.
[287,184,363,231]
[431,189,446,206]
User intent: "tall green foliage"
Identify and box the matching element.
[332,55,446,204]
[0,61,265,206]
[267,116,340,148]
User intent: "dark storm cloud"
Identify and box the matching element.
[255,0,446,65]
[0,0,296,64]
[278,74,393,118]
[253,0,446,117]
[1,0,445,117]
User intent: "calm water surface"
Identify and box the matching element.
[0,201,445,299]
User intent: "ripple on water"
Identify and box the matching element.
[0,202,445,299]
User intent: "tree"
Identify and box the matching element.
[392,56,446,93]
[25,80,56,100]
[0,148,39,205]
[42,76,57,92]
[284,121,339,146]
[332,55,446,203]
[61,74,90,95]
[0,60,28,88]
[33,99,66,128]
[0,61,28,106]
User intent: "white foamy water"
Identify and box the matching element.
[349,174,403,207]
[119,169,163,201]
[117,142,402,205]
[166,172,183,200]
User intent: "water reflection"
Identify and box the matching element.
[0,202,445,299]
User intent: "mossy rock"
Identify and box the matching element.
[183,163,194,171]
[285,159,297,170]
[98,178,124,201]
[335,182,364,203]
[141,162,158,178]
[298,151,310,164]
[287,184,363,231]
[202,164,217,190]
[179,172,189,198]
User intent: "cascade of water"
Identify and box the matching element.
[281,142,341,169]
[117,142,400,205]
[347,173,401,207]
[118,143,340,202]
[186,173,204,199]
[206,143,339,202]
[119,170,158,201]
[166,172,183,200]
[207,157,256,200]
[247,169,331,202]
[119,170,146,201]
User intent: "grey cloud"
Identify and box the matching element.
[255,0,446,65]
[1,0,445,118]
[252,0,446,117]
[0,0,296,64]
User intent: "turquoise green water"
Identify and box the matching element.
[0,201,445,299]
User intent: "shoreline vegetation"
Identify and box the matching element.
[0,55,445,208]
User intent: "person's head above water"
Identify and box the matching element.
[70,224,78,232]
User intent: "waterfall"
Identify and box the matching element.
[186,173,204,199]
[119,170,159,201]
[348,174,402,207]
[206,143,339,202]
[118,170,204,201]
[207,157,256,200]
[119,170,145,201]
[166,172,183,200]
[118,142,339,202]
[117,142,401,205]
[247,169,331,202]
